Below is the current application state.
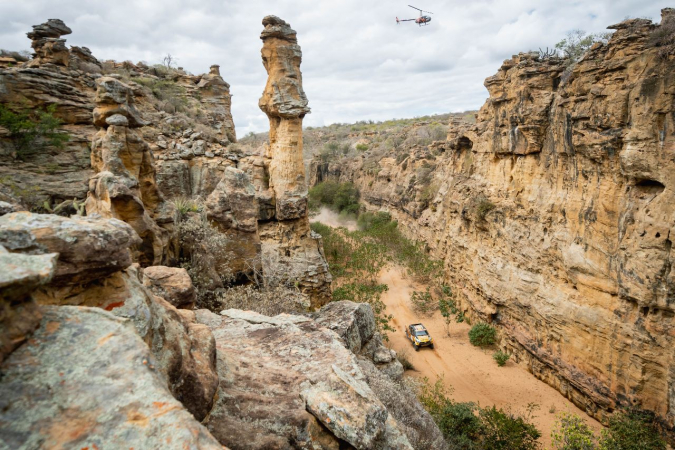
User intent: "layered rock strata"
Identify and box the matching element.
[316,11,675,436]
[256,16,331,306]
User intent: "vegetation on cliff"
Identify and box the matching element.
[0,103,69,160]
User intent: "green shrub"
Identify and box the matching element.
[357,211,392,231]
[551,412,597,450]
[309,180,359,214]
[356,143,368,151]
[0,103,69,159]
[172,196,201,221]
[418,377,541,449]
[598,409,666,450]
[469,323,497,347]
[333,182,360,213]
[476,197,496,221]
[493,350,510,367]
[479,405,541,450]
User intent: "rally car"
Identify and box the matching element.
[405,323,434,351]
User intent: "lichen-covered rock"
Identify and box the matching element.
[0,246,56,364]
[195,308,412,450]
[0,305,222,449]
[0,212,139,285]
[316,301,403,380]
[142,265,196,309]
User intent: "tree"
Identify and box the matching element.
[0,103,69,159]
[162,53,177,68]
[555,30,612,65]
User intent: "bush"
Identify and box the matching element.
[0,103,69,159]
[469,323,497,347]
[476,197,496,221]
[418,377,541,449]
[309,180,359,214]
[555,30,612,65]
[493,350,510,367]
[215,285,308,316]
[551,412,596,450]
[479,405,541,450]
[356,143,368,151]
[648,18,675,58]
[598,409,666,450]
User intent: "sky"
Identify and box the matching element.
[0,1,669,134]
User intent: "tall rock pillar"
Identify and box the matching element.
[257,16,331,307]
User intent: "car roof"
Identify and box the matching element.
[411,324,427,331]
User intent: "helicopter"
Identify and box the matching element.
[396,5,433,26]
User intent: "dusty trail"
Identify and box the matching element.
[379,266,603,447]
[310,207,358,231]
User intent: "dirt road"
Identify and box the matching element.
[379,266,603,447]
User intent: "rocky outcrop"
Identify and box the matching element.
[256,16,332,307]
[142,265,196,309]
[316,301,404,380]
[196,306,413,450]
[26,19,72,67]
[86,76,172,266]
[0,306,222,449]
[197,64,237,144]
[318,11,675,436]
[0,212,218,421]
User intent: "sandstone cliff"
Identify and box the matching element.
[311,9,675,437]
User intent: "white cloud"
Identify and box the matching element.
[0,0,669,134]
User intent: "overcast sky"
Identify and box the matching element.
[0,1,669,134]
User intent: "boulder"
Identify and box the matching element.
[142,265,197,309]
[195,308,412,450]
[0,212,140,285]
[0,305,222,449]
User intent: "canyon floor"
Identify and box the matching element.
[310,210,604,447]
[379,265,603,447]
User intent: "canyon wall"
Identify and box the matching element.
[315,11,675,434]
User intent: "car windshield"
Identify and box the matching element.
[415,330,429,336]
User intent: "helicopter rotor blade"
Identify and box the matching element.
[408,5,423,11]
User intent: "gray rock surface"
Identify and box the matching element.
[0,305,222,449]
[195,308,412,450]
[0,212,140,285]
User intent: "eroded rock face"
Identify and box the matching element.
[197,64,237,143]
[195,307,412,450]
[86,76,171,266]
[319,11,675,436]
[0,306,222,449]
[257,16,331,307]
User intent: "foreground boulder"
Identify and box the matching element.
[0,212,218,421]
[0,306,222,449]
[196,308,413,450]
